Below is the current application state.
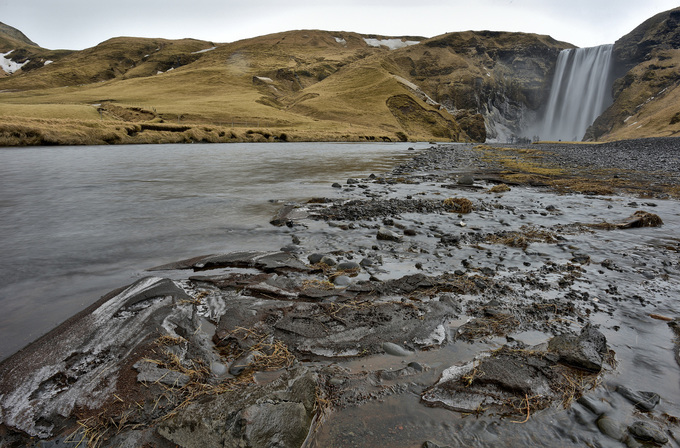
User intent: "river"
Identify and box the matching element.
[0,142,417,360]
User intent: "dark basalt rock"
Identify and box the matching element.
[158,366,317,448]
[548,324,608,372]
[628,420,669,445]
[150,251,311,273]
[616,385,661,412]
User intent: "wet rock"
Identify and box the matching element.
[404,228,418,236]
[382,342,412,357]
[548,324,609,372]
[601,259,618,270]
[377,227,402,241]
[422,347,556,414]
[571,253,591,264]
[641,271,656,280]
[628,421,669,444]
[308,253,324,264]
[337,261,361,271]
[245,279,298,300]
[270,204,296,226]
[380,273,435,294]
[577,395,611,416]
[333,275,352,286]
[0,277,198,439]
[160,251,312,273]
[134,360,191,387]
[229,350,262,376]
[147,254,216,271]
[423,441,452,448]
[319,255,337,267]
[440,235,460,246]
[414,324,447,348]
[597,414,626,441]
[347,178,359,184]
[158,366,316,448]
[280,244,302,253]
[210,361,228,377]
[379,362,426,381]
[616,385,660,412]
[359,258,374,267]
[457,175,475,186]
[332,182,342,188]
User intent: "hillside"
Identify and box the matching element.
[0,22,573,145]
[1,8,680,146]
[586,7,680,140]
[0,22,39,48]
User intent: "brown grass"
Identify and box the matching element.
[487,184,511,194]
[484,226,559,250]
[0,30,467,145]
[443,197,474,213]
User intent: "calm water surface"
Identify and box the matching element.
[0,142,417,359]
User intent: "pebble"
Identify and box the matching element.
[597,414,625,441]
[359,258,374,267]
[210,361,228,376]
[308,253,324,264]
[320,256,337,267]
[333,275,352,286]
[337,261,360,271]
[577,395,610,416]
[377,227,402,241]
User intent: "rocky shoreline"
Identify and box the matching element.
[1,140,679,447]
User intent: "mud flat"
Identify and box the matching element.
[1,140,679,447]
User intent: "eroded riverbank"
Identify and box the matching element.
[1,140,679,447]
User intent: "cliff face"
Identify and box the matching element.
[386,31,570,141]
[586,7,680,140]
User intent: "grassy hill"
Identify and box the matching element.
[2,28,465,145]
[2,9,679,146]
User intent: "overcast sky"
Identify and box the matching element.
[1,0,678,50]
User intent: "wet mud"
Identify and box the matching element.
[1,140,679,447]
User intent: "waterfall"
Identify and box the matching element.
[539,44,614,141]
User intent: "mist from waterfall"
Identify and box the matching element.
[539,44,614,141]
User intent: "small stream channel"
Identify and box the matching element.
[297,168,680,447]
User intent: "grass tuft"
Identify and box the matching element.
[443,197,473,213]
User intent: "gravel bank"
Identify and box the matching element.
[505,137,680,174]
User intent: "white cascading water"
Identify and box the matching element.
[539,44,614,141]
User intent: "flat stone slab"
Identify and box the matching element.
[149,251,311,273]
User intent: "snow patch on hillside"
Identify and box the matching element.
[393,75,439,107]
[363,38,419,50]
[192,46,216,54]
[0,50,29,74]
[335,37,347,46]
